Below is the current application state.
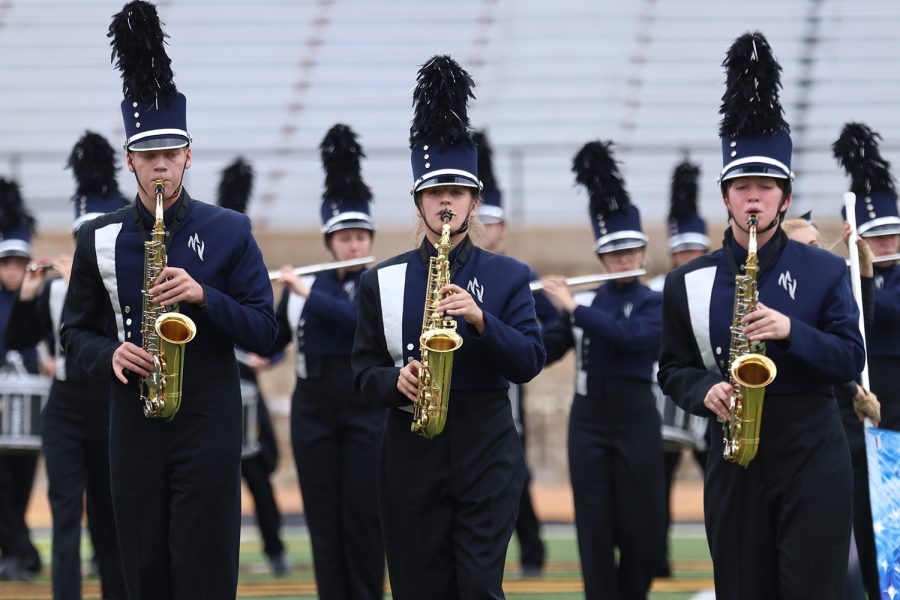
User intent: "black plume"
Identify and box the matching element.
[217,158,254,214]
[719,31,789,138]
[572,141,630,218]
[108,1,177,101]
[832,122,895,196]
[320,124,372,202]
[410,55,476,148]
[0,178,36,234]
[472,130,498,193]
[669,160,701,221]
[67,131,121,200]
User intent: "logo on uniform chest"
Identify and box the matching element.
[466,277,484,303]
[777,270,797,300]
[188,232,204,261]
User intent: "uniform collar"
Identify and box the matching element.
[417,234,473,280]
[608,277,642,294]
[134,189,191,229]
[723,227,786,277]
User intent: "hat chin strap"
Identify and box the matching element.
[730,199,787,235]
[134,163,187,205]
[417,200,470,237]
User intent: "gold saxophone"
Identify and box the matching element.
[411,209,463,439]
[723,214,777,467]
[140,180,197,420]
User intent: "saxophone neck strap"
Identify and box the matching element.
[417,234,473,280]
[724,228,785,278]
[133,190,191,249]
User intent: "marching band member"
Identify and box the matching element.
[0,178,42,582]
[351,55,545,599]
[658,32,864,598]
[216,158,290,577]
[273,124,384,599]
[833,122,900,598]
[540,141,664,600]
[5,132,128,598]
[648,159,711,578]
[60,3,277,598]
[473,129,559,578]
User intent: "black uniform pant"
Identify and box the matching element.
[658,429,708,576]
[42,380,126,600]
[510,384,544,570]
[109,381,243,600]
[381,390,524,600]
[241,395,285,558]
[705,392,852,600]
[291,358,385,600]
[0,452,39,565]
[569,378,664,600]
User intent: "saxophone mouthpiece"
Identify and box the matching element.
[152,179,166,195]
[439,209,455,223]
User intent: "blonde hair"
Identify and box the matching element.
[782,218,818,239]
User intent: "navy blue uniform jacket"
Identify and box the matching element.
[60,192,277,415]
[352,237,546,408]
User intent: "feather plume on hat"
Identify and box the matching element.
[0,179,35,235]
[409,55,475,149]
[321,124,372,203]
[719,31,789,139]
[108,0,176,102]
[217,158,254,215]
[572,141,630,218]
[67,132,121,201]
[473,130,497,193]
[669,160,700,223]
[832,123,895,197]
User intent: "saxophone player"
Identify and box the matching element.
[351,56,545,599]
[658,32,864,599]
[60,3,277,599]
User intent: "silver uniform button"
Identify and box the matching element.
[407,343,414,351]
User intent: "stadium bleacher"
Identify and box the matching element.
[2,0,900,230]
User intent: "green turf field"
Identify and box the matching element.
[0,523,714,599]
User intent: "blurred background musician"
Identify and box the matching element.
[647,158,710,578]
[273,124,384,599]
[540,140,664,600]
[834,122,900,599]
[0,177,42,582]
[215,157,291,578]
[473,129,559,579]
[5,131,128,598]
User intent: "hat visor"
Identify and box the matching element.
[127,134,191,152]
[323,219,376,235]
[720,163,790,183]
[595,237,648,255]
[414,174,480,194]
[860,223,900,238]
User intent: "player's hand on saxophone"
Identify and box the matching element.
[397,359,421,403]
[149,266,205,306]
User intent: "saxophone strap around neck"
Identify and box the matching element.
[724,228,786,278]
[417,234,473,280]
[133,190,191,250]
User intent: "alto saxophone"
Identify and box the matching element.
[411,209,463,439]
[140,180,197,420]
[723,214,777,467]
